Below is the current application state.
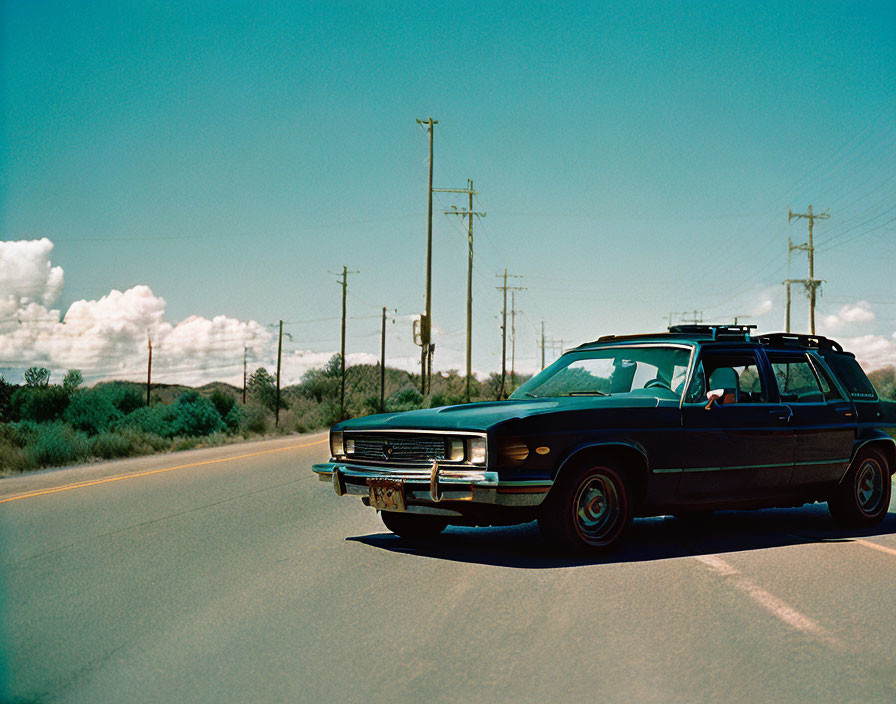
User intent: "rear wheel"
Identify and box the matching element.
[828,448,892,528]
[380,510,448,539]
[539,462,633,553]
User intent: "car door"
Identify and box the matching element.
[678,348,795,503]
[766,351,856,489]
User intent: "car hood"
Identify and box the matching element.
[336,395,664,433]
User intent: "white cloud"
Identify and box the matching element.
[838,334,896,371]
[0,238,64,319]
[0,240,272,386]
[822,301,875,331]
[753,297,774,317]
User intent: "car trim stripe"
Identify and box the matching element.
[652,458,851,474]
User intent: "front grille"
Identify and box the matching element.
[348,434,447,463]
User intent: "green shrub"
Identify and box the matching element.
[296,355,340,402]
[240,404,269,435]
[387,386,424,412]
[11,385,70,423]
[248,368,278,411]
[223,404,244,432]
[118,405,175,437]
[25,422,89,468]
[64,388,124,435]
[0,377,17,423]
[8,420,40,447]
[90,431,135,459]
[0,438,31,473]
[63,369,83,392]
[115,387,146,415]
[210,388,236,420]
[115,426,169,453]
[169,391,225,437]
[171,436,199,451]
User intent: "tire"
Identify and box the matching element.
[828,448,892,528]
[538,461,633,553]
[380,510,448,539]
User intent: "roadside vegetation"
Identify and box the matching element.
[0,355,524,475]
[8,358,892,475]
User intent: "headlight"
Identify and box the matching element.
[330,430,344,457]
[468,437,487,465]
[345,438,355,454]
[448,439,465,462]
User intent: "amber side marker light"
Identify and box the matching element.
[535,446,551,455]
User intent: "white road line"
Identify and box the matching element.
[695,554,844,650]
[854,539,896,558]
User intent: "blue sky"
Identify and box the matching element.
[1,1,894,383]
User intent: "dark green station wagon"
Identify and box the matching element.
[312,325,895,552]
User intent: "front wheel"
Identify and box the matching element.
[828,448,892,528]
[380,510,448,539]
[538,462,633,553]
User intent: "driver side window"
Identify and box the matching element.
[685,352,767,404]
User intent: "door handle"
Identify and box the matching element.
[769,407,792,423]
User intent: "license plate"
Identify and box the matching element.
[368,478,406,511]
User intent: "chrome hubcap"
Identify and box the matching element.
[856,459,884,514]
[573,473,620,544]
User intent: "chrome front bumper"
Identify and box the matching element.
[312,461,550,515]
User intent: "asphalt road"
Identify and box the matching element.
[2,434,895,703]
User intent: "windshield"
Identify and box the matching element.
[510,345,693,399]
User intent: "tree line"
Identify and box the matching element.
[0,355,523,473]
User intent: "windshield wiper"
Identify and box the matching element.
[523,392,539,398]
[566,391,610,396]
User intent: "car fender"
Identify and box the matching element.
[549,440,651,505]
[844,431,896,481]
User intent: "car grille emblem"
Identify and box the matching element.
[382,442,393,460]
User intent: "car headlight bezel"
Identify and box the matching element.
[448,439,465,462]
[468,437,487,465]
[330,430,344,457]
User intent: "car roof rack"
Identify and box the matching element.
[756,332,843,352]
[667,324,757,341]
[587,324,755,347]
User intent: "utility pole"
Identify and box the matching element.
[146,333,152,407]
[379,307,394,413]
[541,320,546,370]
[439,179,485,402]
[787,205,829,334]
[665,312,702,328]
[496,269,525,399]
[416,117,438,395]
[275,320,283,427]
[242,346,248,405]
[332,265,359,420]
[510,291,520,392]
[543,337,565,365]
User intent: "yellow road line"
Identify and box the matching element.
[0,438,328,505]
[854,538,896,558]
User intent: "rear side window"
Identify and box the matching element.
[768,355,826,403]
[823,353,877,400]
